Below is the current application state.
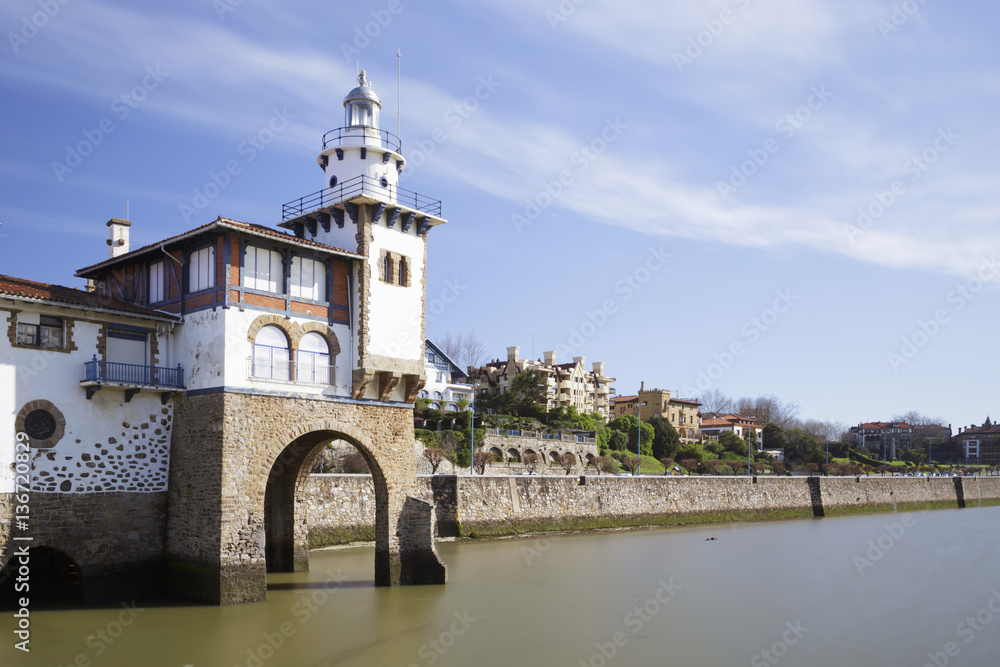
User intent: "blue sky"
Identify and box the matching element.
[1,0,997,430]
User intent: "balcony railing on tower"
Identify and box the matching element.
[282,174,442,221]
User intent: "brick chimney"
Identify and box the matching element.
[107,218,131,258]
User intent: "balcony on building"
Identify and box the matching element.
[81,356,185,402]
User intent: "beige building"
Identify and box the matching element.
[469,346,614,417]
[610,382,702,443]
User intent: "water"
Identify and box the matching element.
[6,507,1000,666]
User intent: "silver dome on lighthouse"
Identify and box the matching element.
[344,70,382,108]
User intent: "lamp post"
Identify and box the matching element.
[469,395,475,476]
[636,401,646,476]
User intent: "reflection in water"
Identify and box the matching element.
[4,508,1000,667]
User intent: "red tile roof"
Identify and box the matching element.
[0,274,180,320]
[701,414,763,428]
[76,216,361,277]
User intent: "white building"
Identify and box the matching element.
[420,339,472,411]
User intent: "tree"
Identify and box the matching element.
[607,415,653,456]
[558,452,577,475]
[783,429,825,465]
[508,370,548,419]
[597,456,618,475]
[439,330,486,371]
[735,395,799,428]
[718,431,748,457]
[608,430,629,451]
[699,388,733,414]
[677,443,708,463]
[473,451,493,475]
[648,416,681,460]
[423,448,448,474]
[339,451,370,474]
[763,423,785,450]
[620,456,640,474]
[893,411,946,427]
[523,452,539,473]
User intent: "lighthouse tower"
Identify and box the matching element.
[279,70,446,403]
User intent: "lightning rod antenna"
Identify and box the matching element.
[397,49,401,145]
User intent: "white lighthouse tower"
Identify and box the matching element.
[279,69,446,403]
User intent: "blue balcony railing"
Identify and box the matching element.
[83,356,185,389]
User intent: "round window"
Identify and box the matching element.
[329,175,338,188]
[380,177,389,188]
[24,409,57,440]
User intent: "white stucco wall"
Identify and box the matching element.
[0,311,16,493]
[366,222,425,363]
[2,305,176,493]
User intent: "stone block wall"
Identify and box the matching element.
[1,492,168,603]
[304,474,1000,544]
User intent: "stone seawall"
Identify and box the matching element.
[305,475,1000,545]
[0,492,168,603]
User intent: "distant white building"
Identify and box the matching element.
[420,339,472,411]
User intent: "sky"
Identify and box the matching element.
[0,0,997,431]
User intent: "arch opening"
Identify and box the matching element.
[264,429,385,574]
[0,546,83,609]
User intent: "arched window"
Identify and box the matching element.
[433,391,443,400]
[445,404,458,412]
[296,332,332,384]
[252,325,290,381]
[419,390,429,399]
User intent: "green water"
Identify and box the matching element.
[5,507,1000,666]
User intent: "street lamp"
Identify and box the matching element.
[636,401,647,476]
[469,395,475,476]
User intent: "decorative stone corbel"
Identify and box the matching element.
[404,373,426,403]
[378,371,402,402]
[352,369,375,399]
